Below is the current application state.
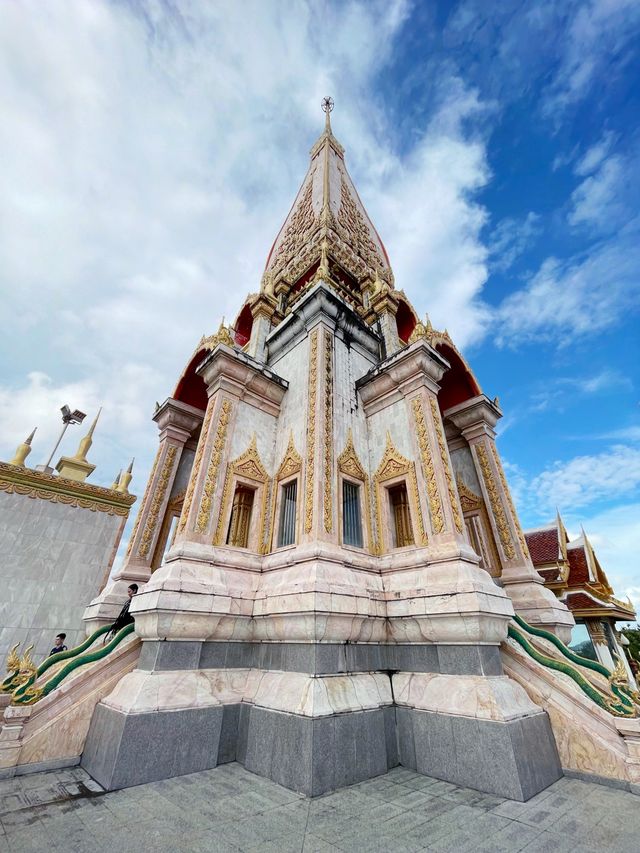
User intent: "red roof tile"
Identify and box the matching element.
[567,546,590,585]
[525,528,559,565]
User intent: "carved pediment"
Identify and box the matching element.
[456,474,482,513]
[277,431,302,480]
[232,435,268,483]
[337,429,367,480]
[374,432,411,482]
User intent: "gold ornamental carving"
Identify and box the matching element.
[456,475,482,513]
[0,461,135,521]
[373,432,427,552]
[490,442,530,560]
[177,401,215,534]
[428,398,464,534]
[198,321,234,353]
[323,330,333,533]
[214,435,269,547]
[338,429,374,553]
[276,432,303,481]
[270,179,315,273]
[126,448,160,555]
[411,398,444,535]
[475,442,515,560]
[305,330,319,534]
[138,444,179,559]
[195,399,233,534]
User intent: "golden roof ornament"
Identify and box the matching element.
[117,458,134,494]
[201,320,235,351]
[9,428,36,467]
[111,470,122,490]
[73,408,101,464]
[55,409,101,482]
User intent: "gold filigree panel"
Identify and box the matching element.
[177,402,215,534]
[323,331,333,533]
[305,330,319,534]
[195,399,233,534]
[428,398,463,534]
[138,444,179,559]
[411,398,444,534]
[490,442,530,560]
[475,442,515,560]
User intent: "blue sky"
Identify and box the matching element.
[0,1,638,610]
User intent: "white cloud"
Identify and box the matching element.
[529,445,640,514]
[0,0,495,510]
[598,426,640,442]
[568,154,626,231]
[489,212,541,273]
[542,0,640,117]
[574,130,618,176]
[493,230,640,346]
[563,503,640,617]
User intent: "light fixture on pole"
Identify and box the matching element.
[36,405,86,474]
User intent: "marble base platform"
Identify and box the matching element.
[81,639,562,800]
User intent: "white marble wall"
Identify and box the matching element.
[0,492,124,665]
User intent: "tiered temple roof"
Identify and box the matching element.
[525,517,635,622]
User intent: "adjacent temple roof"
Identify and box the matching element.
[525,517,635,621]
[261,98,393,312]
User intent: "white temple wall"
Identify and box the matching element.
[230,400,277,473]
[450,444,483,495]
[333,334,375,469]
[169,446,196,499]
[0,492,125,663]
[365,402,413,474]
[270,334,310,468]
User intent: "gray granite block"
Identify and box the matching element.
[397,707,562,801]
[217,703,241,765]
[138,640,203,671]
[436,645,503,676]
[236,702,250,766]
[81,703,223,790]
[387,644,440,672]
[383,705,399,769]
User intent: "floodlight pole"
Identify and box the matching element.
[42,421,72,473]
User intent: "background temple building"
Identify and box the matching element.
[0,417,135,663]
[1,104,639,799]
[526,516,636,679]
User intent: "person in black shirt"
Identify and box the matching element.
[105,584,138,642]
[49,633,67,656]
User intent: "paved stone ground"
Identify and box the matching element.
[0,763,637,853]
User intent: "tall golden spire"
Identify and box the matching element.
[8,428,37,467]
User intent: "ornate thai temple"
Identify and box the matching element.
[527,515,636,678]
[2,103,639,799]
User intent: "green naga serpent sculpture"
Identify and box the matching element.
[2,623,135,706]
[508,615,640,718]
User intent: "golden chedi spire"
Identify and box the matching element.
[261,97,394,315]
[55,408,101,482]
[9,428,37,467]
[117,458,134,494]
[111,470,122,490]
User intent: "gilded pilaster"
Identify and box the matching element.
[323,329,334,534]
[304,330,319,535]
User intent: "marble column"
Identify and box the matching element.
[246,294,277,363]
[82,398,203,631]
[445,395,574,643]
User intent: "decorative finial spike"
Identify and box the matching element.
[25,428,37,445]
[111,470,122,490]
[321,96,334,131]
[126,458,134,474]
[86,407,102,439]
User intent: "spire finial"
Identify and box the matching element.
[86,407,102,439]
[321,96,334,132]
[8,428,37,467]
[117,458,134,493]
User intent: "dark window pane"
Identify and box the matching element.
[226,486,255,548]
[278,480,297,547]
[389,483,414,548]
[343,480,363,547]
